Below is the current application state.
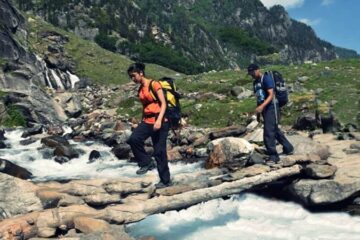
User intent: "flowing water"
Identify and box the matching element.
[128,194,360,240]
[0,129,202,182]
[1,129,360,239]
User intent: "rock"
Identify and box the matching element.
[0,141,7,149]
[350,143,360,150]
[288,179,360,206]
[21,125,43,138]
[230,164,271,180]
[111,144,131,159]
[0,172,42,217]
[286,134,330,160]
[54,156,70,164]
[167,147,183,161]
[0,158,32,179]
[194,148,208,158]
[243,128,263,143]
[0,128,5,140]
[298,76,309,82]
[74,217,110,233]
[46,125,65,135]
[54,145,79,159]
[209,125,247,140]
[206,137,254,169]
[20,137,37,146]
[88,150,101,163]
[293,113,317,130]
[41,135,69,148]
[248,151,266,165]
[304,164,337,179]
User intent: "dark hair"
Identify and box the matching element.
[127,62,145,75]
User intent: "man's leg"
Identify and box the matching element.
[152,122,171,184]
[127,122,153,167]
[262,104,279,161]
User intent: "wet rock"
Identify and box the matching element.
[111,144,131,159]
[46,125,65,135]
[304,164,337,179]
[0,158,32,179]
[0,128,6,140]
[54,156,70,164]
[54,145,79,159]
[0,141,6,149]
[41,135,69,148]
[20,137,37,146]
[88,150,101,163]
[39,147,54,159]
[21,125,43,138]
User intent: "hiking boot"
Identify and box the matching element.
[282,148,294,156]
[266,155,280,163]
[155,180,173,189]
[136,161,156,175]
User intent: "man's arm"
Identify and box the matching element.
[255,88,274,113]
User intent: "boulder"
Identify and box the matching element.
[41,135,69,148]
[288,179,360,206]
[54,145,79,159]
[111,144,131,159]
[304,164,337,179]
[19,137,37,146]
[21,124,43,138]
[88,150,101,163]
[206,137,254,169]
[0,172,42,218]
[293,113,317,131]
[0,158,32,179]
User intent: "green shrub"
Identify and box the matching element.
[94,33,118,52]
[120,41,204,74]
[2,105,26,127]
[219,27,276,55]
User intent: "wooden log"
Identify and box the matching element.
[0,166,301,239]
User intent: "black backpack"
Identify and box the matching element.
[149,77,182,130]
[264,71,289,108]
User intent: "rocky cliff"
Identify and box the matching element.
[13,0,358,73]
[0,0,83,126]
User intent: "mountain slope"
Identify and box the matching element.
[14,0,358,74]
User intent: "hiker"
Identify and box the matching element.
[248,63,294,163]
[126,62,172,189]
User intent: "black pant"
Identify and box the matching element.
[127,121,170,183]
[262,103,293,158]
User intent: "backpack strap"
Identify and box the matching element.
[149,80,160,103]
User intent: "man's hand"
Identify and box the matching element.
[255,105,264,114]
[153,120,162,131]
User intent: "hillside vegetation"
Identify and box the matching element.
[26,15,180,85]
[118,59,360,128]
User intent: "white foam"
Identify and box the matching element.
[0,129,203,181]
[128,194,360,240]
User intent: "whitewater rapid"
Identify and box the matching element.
[0,129,202,181]
[128,194,360,240]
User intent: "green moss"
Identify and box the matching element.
[2,105,26,127]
